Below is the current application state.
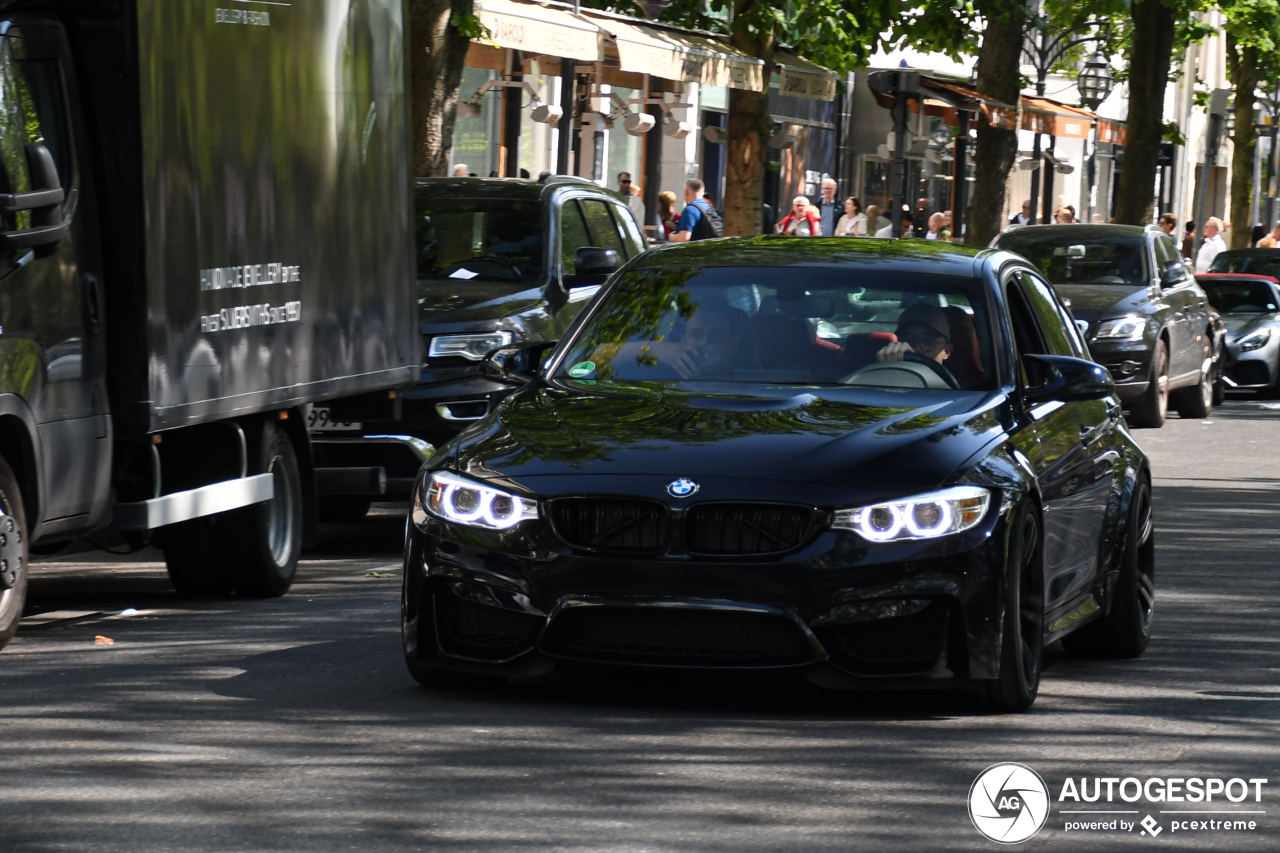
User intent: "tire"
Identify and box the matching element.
[227,422,302,597]
[159,421,301,598]
[0,457,29,650]
[1172,341,1213,419]
[318,496,372,524]
[1211,363,1225,407]
[1128,340,1168,428]
[975,504,1044,713]
[1063,476,1154,658]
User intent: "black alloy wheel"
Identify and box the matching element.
[977,504,1044,713]
[0,457,28,650]
[1129,340,1168,428]
[1173,340,1213,419]
[1063,476,1154,658]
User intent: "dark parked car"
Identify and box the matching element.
[310,177,645,520]
[1209,247,1280,279]
[1197,272,1280,395]
[994,224,1217,427]
[402,238,1154,713]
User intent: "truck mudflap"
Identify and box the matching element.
[113,473,274,531]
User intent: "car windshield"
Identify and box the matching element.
[1210,254,1280,278]
[554,266,997,391]
[1200,279,1279,314]
[416,194,545,290]
[998,232,1148,286]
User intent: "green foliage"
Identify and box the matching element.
[449,11,490,42]
[1162,120,1187,146]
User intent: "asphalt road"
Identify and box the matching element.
[3,399,1280,851]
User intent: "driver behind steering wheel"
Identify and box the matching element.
[875,304,960,387]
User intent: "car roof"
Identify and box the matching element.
[414,176,628,205]
[998,223,1149,240]
[633,235,999,277]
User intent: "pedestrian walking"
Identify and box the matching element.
[1182,221,1196,259]
[924,212,950,241]
[776,196,822,236]
[617,172,645,228]
[1195,217,1227,273]
[669,179,722,242]
[1158,213,1177,237]
[834,197,865,236]
[816,178,839,235]
[1009,200,1033,226]
[657,190,678,241]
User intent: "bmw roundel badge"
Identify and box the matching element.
[667,478,699,498]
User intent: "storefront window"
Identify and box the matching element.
[451,67,499,177]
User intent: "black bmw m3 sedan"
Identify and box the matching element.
[401,238,1154,712]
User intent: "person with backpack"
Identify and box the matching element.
[669,179,723,242]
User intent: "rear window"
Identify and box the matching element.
[998,231,1149,286]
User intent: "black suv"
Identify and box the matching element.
[310,177,645,519]
[994,224,1217,427]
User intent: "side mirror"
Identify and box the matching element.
[1160,259,1186,286]
[1023,354,1114,404]
[479,339,559,385]
[564,247,620,288]
[0,143,67,253]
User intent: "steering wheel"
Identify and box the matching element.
[841,355,957,390]
[903,351,960,389]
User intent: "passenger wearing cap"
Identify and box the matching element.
[876,304,955,368]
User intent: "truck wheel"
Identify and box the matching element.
[0,458,29,650]
[1172,343,1213,419]
[227,422,302,597]
[1128,340,1168,428]
[318,496,372,524]
[161,516,234,597]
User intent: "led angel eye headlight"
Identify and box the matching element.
[424,471,537,530]
[832,486,991,543]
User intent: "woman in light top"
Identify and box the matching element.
[834,197,866,236]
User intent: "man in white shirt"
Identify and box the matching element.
[617,172,645,227]
[1195,217,1227,273]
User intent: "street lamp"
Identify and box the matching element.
[1077,52,1114,224]
[1077,52,1114,111]
[1022,19,1112,223]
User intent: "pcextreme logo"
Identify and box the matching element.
[969,763,1051,844]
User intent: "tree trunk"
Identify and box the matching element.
[965,10,1025,246]
[1227,38,1260,249]
[409,0,472,178]
[1114,0,1176,225]
[723,4,775,236]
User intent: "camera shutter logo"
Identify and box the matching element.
[969,763,1050,844]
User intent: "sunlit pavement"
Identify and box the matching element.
[3,400,1280,851]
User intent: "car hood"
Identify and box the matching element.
[1052,283,1152,325]
[452,383,1007,502]
[1221,312,1280,339]
[418,279,546,324]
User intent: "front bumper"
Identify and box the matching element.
[1219,339,1279,390]
[1088,341,1153,402]
[402,496,1015,686]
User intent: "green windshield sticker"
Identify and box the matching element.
[567,361,596,378]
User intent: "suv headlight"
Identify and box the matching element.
[424,471,537,530]
[1238,329,1272,352]
[1094,315,1147,341]
[832,486,991,543]
[428,331,515,361]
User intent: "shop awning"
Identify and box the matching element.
[869,72,1017,129]
[776,52,838,101]
[1021,97,1092,139]
[472,0,603,63]
[584,16,765,91]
